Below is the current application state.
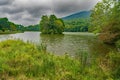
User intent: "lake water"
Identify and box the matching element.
[0,32,114,56]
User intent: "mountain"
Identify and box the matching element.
[62,11,91,20]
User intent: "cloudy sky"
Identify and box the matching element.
[0,0,101,26]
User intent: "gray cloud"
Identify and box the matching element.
[0,0,14,5]
[0,0,101,26]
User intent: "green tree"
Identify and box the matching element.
[49,15,57,34]
[54,19,65,34]
[25,24,40,31]
[40,15,65,34]
[16,24,25,31]
[0,18,10,32]
[9,22,17,31]
[90,0,120,44]
[40,15,49,34]
[64,18,89,32]
[90,0,112,32]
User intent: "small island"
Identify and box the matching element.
[40,15,65,34]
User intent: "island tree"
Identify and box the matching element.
[40,15,65,34]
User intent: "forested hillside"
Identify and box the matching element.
[62,11,91,20]
[63,11,91,32]
[25,24,40,31]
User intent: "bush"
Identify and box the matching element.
[108,51,120,79]
[99,24,120,44]
[116,40,120,48]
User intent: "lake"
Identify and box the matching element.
[0,32,114,56]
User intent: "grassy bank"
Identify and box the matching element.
[0,31,24,34]
[0,40,119,80]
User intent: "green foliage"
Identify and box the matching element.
[0,40,80,79]
[0,17,25,33]
[40,15,65,34]
[90,0,120,44]
[116,40,120,49]
[64,18,89,32]
[16,24,25,32]
[63,11,91,32]
[25,24,40,31]
[90,0,113,32]
[9,22,17,31]
[0,40,114,80]
[0,17,11,32]
[104,51,120,79]
[62,11,91,20]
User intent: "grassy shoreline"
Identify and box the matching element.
[0,31,24,34]
[0,40,119,80]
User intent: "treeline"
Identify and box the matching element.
[25,24,40,31]
[0,16,90,33]
[64,18,89,32]
[0,17,40,32]
[27,17,90,32]
[26,17,90,33]
[0,17,24,32]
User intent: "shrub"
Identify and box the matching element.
[116,40,120,48]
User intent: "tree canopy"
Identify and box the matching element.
[90,0,120,44]
[64,18,89,32]
[0,17,25,32]
[25,24,40,31]
[40,15,65,34]
[0,18,11,32]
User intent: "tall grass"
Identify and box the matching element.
[0,40,119,80]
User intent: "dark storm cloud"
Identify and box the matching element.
[26,6,51,18]
[0,0,14,5]
[0,0,101,26]
[53,0,80,13]
[1,7,24,14]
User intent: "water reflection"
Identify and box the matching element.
[0,35,10,41]
[89,39,115,56]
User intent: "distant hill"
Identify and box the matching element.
[62,11,91,20]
